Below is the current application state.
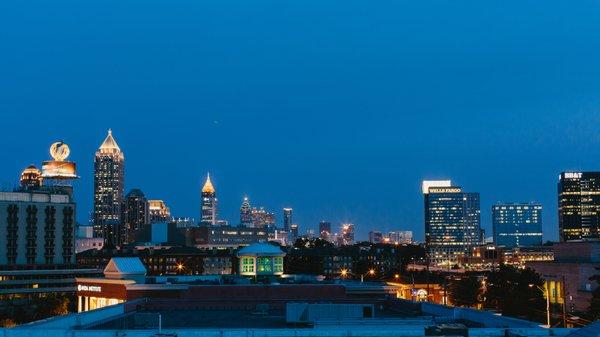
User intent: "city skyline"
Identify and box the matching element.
[4,1,600,241]
[1,129,596,242]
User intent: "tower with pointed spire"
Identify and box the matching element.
[93,129,125,246]
[200,173,218,226]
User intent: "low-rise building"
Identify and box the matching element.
[527,241,600,313]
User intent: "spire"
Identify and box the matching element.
[202,173,215,194]
[99,129,121,152]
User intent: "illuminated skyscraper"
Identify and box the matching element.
[339,224,355,246]
[283,208,293,232]
[423,180,481,266]
[290,223,299,243]
[93,130,125,246]
[200,173,217,226]
[251,207,275,228]
[122,189,149,244]
[559,172,600,241]
[369,231,383,244]
[148,200,171,223]
[492,203,542,248]
[240,197,252,226]
[319,221,331,241]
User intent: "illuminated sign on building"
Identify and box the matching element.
[78,284,102,292]
[563,172,583,179]
[428,187,462,194]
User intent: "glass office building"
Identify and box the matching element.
[558,172,600,242]
[493,203,542,248]
[423,181,481,266]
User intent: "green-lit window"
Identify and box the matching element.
[257,257,272,273]
[241,257,254,273]
[273,257,283,273]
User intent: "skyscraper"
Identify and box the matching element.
[251,207,276,228]
[319,221,331,241]
[558,172,600,242]
[148,200,171,223]
[240,197,252,226]
[290,223,299,243]
[369,231,383,244]
[423,180,481,266]
[93,130,125,246]
[283,208,293,232]
[200,173,217,226]
[122,189,149,244]
[492,203,542,248]
[339,224,355,246]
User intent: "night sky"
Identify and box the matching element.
[2,0,600,242]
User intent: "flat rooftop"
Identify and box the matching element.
[86,306,419,330]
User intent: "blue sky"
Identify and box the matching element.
[2,0,600,241]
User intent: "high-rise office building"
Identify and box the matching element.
[148,200,171,223]
[492,203,542,248]
[369,231,383,244]
[93,130,125,246]
[339,224,355,246]
[423,180,481,266]
[283,208,293,232]
[319,221,332,241]
[240,197,252,226]
[251,207,276,228]
[121,189,149,244]
[387,231,413,244]
[558,172,600,242]
[200,173,217,226]
[289,223,299,243]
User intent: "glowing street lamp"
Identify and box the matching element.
[361,269,376,283]
[529,283,551,328]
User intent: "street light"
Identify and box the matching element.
[529,283,550,328]
[340,268,376,282]
[361,269,375,283]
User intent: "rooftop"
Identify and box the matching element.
[237,243,286,257]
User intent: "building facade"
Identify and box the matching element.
[283,208,292,232]
[186,225,269,248]
[148,200,170,223]
[558,172,600,242]
[339,224,355,246]
[121,189,149,244]
[200,174,217,226]
[0,191,76,266]
[492,203,542,248]
[369,231,383,244]
[528,241,600,313]
[423,181,481,266]
[387,231,413,244]
[240,197,252,226]
[319,221,331,241]
[93,130,125,246]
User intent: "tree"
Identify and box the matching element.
[449,275,481,307]
[34,294,70,320]
[484,265,546,323]
[588,267,600,319]
[293,237,334,249]
[0,319,17,328]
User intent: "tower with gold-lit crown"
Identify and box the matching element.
[200,173,217,226]
[93,129,125,246]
